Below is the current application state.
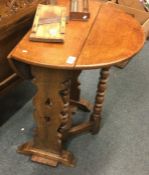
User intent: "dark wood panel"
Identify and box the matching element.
[0,0,50,94]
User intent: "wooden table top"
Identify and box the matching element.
[9,1,145,70]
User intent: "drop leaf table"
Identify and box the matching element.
[8,0,145,167]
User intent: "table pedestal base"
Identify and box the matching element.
[17,67,110,167]
[18,141,75,167]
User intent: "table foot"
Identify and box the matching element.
[18,141,75,167]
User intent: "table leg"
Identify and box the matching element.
[18,66,75,167]
[70,70,81,102]
[70,70,93,112]
[90,67,110,134]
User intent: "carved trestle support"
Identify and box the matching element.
[90,67,110,134]
[17,65,111,166]
[18,66,75,167]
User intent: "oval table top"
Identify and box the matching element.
[9,1,145,70]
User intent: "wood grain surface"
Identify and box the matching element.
[9,0,101,69]
[75,3,145,69]
[9,1,145,70]
[108,2,149,25]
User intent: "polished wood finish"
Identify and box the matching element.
[108,1,149,25]
[111,0,146,11]
[9,0,100,69]
[9,1,145,167]
[9,3,144,69]
[109,0,149,68]
[114,0,149,40]
[75,3,144,69]
[18,141,75,167]
[90,67,110,134]
[18,66,75,167]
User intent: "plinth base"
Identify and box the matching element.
[17,141,75,167]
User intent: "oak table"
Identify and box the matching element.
[8,1,145,167]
